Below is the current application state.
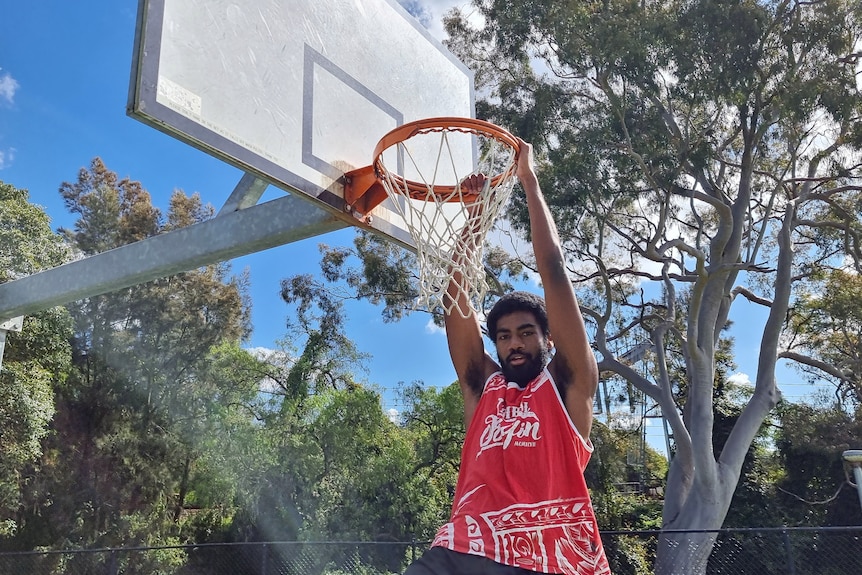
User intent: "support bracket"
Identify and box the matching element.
[343,165,389,223]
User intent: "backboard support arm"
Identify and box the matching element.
[343,165,389,223]
[0,174,346,325]
[219,172,270,214]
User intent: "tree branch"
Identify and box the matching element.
[778,350,850,382]
[732,287,773,307]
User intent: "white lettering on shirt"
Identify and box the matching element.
[477,399,542,456]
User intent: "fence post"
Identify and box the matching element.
[781,529,796,575]
[260,543,269,575]
[106,549,118,575]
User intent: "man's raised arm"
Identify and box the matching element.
[517,140,598,438]
[443,173,498,428]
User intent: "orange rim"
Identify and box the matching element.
[372,117,520,202]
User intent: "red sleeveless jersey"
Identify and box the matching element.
[431,369,611,574]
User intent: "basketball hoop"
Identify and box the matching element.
[344,117,520,318]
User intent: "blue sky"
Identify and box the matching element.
[0,1,826,449]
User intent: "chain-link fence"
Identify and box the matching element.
[604,526,862,574]
[0,527,859,574]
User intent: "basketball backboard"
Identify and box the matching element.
[128,0,475,249]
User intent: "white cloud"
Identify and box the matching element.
[245,346,295,394]
[387,408,402,424]
[0,69,19,105]
[611,413,651,430]
[424,306,490,335]
[0,148,14,170]
[405,1,479,42]
[427,1,459,39]
[727,372,753,387]
[0,69,19,169]
[246,346,276,359]
[425,317,445,335]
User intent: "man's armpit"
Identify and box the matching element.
[551,356,574,401]
[465,360,487,398]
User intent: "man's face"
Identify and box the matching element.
[493,310,552,386]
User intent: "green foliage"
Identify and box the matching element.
[316,233,420,323]
[773,401,861,526]
[787,269,862,408]
[587,422,664,530]
[607,534,654,575]
[400,382,465,477]
[708,396,862,531]
[58,158,160,252]
[254,379,455,541]
[717,398,784,528]
[0,181,73,537]
[699,399,862,570]
[6,7,860,575]
[2,161,253,558]
[0,362,55,531]
[585,423,663,574]
[397,382,466,536]
[297,227,526,331]
[278,273,369,397]
[0,181,69,281]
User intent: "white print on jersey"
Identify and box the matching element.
[476,398,543,456]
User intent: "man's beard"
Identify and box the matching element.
[500,347,550,386]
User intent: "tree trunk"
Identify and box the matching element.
[655,530,717,575]
[173,455,191,523]
[653,439,747,575]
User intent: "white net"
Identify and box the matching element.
[375,121,519,318]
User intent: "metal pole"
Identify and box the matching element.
[0,329,6,372]
[852,465,862,511]
[106,549,118,575]
[781,529,797,575]
[0,316,23,372]
[842,450,862,513]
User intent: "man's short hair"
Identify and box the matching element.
[486,291,549,341]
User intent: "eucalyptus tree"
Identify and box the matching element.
[0,181,71,538]
[436,0,862,572]
[12,159,255,551]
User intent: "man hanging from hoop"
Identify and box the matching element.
[404,139,611,575]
